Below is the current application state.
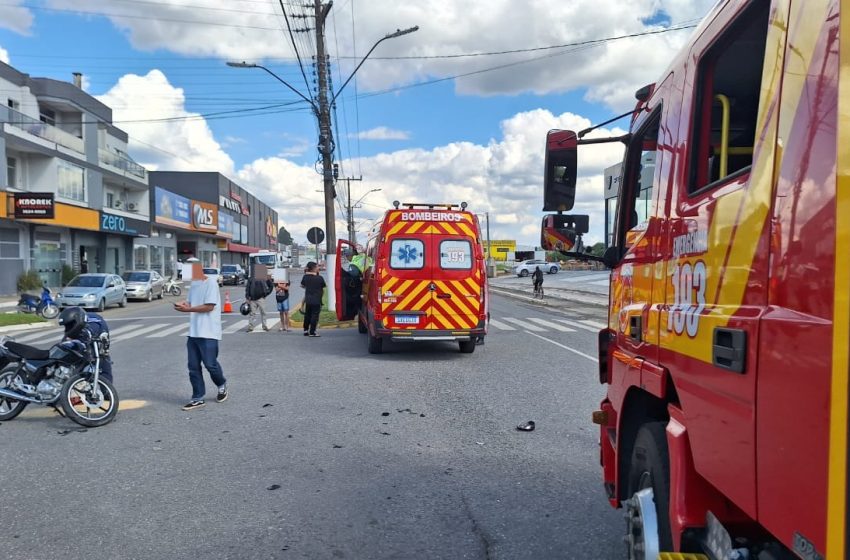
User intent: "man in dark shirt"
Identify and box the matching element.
[300,261,326,337]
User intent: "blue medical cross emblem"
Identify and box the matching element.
[398,244,419,264]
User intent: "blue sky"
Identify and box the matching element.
[0,0,714,245]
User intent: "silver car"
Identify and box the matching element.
[57,273,127,312]
[122,270,165,301]
[514,259,560,277]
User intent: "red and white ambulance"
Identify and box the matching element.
[335,202,488,354]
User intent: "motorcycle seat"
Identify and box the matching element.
[4,341,50,361]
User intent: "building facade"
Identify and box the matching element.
[0,62,150,294]
[135,171,278,276]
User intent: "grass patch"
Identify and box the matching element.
[289,291,352,328]
[0,313,48,327]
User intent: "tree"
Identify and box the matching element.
[277,226,293,245]
[589,242,605,257]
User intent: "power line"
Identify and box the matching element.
[88,0,279,16]
[350,0,362,176]
[278,0,314,103]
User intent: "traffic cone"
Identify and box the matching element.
[223,290,232,313]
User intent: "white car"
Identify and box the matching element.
[203,267,224,287]
[514,260,560,277]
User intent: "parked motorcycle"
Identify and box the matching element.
[164,275,182,296]
[0,309,118,427]
[17,286,59,319]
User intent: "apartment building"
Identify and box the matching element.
[0,61,150,294]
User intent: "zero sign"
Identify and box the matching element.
[101,214,126,233]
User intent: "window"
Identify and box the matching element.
[7,157,17,189]
[134,245,148,269]
[389,239,425,269]
[0,227,19,259]
[622,113,660,233]
[57,160,86,202]
[39,108,56,126]
[440,240,472,270]
[690,2,768,192]
[106,192,114,208]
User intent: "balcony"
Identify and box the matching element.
[99,149,147,181]
[3,106,84,154]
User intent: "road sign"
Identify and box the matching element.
[307,227,325,245]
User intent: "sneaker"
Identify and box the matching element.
[216,385,228,403]
[182,400,205,411]
[262,325,269,331]
[303,331,309,336]
[246,327,254,333]
[309,333,321,337]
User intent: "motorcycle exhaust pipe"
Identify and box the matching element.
[0,387,41,403]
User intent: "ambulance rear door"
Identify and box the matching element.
[380,223,433,332]
[430,223,483,333]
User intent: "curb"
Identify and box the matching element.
[0,320,54,336]
[490,286,608,308]
[490,288,549,306]
[318,320,355,329]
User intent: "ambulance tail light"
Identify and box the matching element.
[378,287,382,304]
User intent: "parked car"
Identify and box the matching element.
[203,268,224,287]
[220,264,246,285]
[122,270,165,301]
[56,273,127,311]
[514,259,560,277]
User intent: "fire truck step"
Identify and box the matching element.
[657,554,709,560]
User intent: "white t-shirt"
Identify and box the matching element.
[188,277,221,340]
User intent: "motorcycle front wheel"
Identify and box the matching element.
[40,303,59,319]
[60,374,119,427]
[169,285,182,296]
[0,368,28,421]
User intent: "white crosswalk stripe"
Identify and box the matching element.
[10,329,62,344]
[111,323,170,342]
[108,324,148,337]
[552,319,599,333]
[526,317,576,332]
[223,319,249,334]
[577,319,607,330]
[500,317,546,332]
[487,319,516,331]
[147,323,188,338]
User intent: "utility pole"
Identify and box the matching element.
[485,212,494,278]
[314,0,336,308]
[341,176,363,245]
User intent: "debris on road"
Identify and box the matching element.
[516,421,536,432]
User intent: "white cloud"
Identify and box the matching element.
[0,46,9,64]
[96,70,234,174]
[0,1,33,34]
[49,0,715,110]
[355,127,410,141]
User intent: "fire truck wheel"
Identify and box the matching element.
[458,340,476,353]
[624,421,672,559]
[367,334,383,354]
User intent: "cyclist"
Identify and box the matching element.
[532,266,544,298]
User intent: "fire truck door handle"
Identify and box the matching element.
[629,316,642,342]
[712,327,747,373]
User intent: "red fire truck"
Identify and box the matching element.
[542,1,848,558]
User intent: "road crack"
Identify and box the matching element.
[461,494,493,560]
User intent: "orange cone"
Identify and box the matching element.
[223,290,232,313]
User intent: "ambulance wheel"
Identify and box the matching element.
[624,421,672,560]
[367,333,383,354]
[458,340,476,354]
[358,318,368,334]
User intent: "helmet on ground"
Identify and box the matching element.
[58,306,87,339]
[239,301,251,316]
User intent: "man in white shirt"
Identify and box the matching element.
[174,262,226,410]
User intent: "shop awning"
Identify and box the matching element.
[226,242,261,253]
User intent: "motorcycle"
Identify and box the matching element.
[163,275,182,296]
[0,321,118,427]
[18,286,59,319]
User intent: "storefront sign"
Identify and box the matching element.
[100,211,150,236]
[192,200,218,232]
[218,212,234,239]
[14,193,54,218]
[154,187,191,229]
[219,195,242,214]
[230,190,242,203]
[266,216,276,242]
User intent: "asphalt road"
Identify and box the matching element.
[0,280,624,560]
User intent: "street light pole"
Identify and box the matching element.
[348,186,381,246]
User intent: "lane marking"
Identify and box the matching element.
[147,323,188,338]
[9,329,63,344]
[524,330,598,363]
[223,319,249,334]
[487,319,516,331]
[108,323,149,337]
[577,319,607,330]
[552,319,599,333]
[526,317,576,332]
[111,323,170,342]
[501,317,546,331]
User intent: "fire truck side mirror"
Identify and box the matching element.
[543,129,578,212]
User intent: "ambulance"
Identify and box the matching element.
[540,0,850,558]
[335,202,488,354]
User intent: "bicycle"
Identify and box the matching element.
[533,282,544,299]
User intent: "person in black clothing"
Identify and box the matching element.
[245,274,274,332]
[532,266,544,297]
[300,261,326,337]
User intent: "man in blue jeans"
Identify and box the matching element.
[174,262,227,411]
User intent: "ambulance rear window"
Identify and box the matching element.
[389,239,425,269]
[440,240,472,270]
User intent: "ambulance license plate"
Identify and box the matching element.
[395,315,420,325]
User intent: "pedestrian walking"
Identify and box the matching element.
[300,261,325,337]
[173,262,226,411]
[275,280,291,332]
[245,273,273,332]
